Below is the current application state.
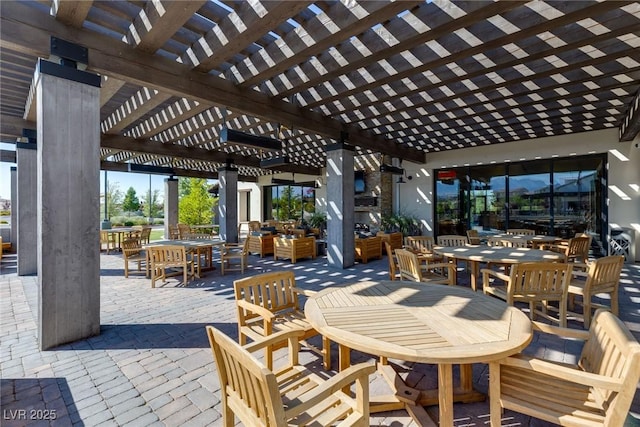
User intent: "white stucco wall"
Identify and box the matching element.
[398,129,640,261]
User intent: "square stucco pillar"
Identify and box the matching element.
[10,166,16,248]
[164,177,178,239]
[36,59,101,350]
[17,138,37,275]
[218,166,238,243]
[326,143,355,268]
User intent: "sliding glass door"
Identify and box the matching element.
[434,154,606,249]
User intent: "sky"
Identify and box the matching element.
[1,142,187,203]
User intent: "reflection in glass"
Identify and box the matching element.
[433,154,606,250]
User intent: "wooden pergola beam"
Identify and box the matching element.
[0,2,424,163]
[100,160,258,182]
[51,0,93,28]
[126,1,207,54]
[619,88,640,142]
[188,1,312,71]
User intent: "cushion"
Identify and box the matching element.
[260,226,277,234]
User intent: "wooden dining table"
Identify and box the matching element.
[305,281,533,427]
[143,238,225,277]
[434,245,565,291]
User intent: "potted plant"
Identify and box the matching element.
[308,211,327,237]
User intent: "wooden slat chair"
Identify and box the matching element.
[568,255,624,328]
[404,235,444,264]
[177,223,191,239]
[206,326,375,427]
[489,310,640,427]
[148,245,194,288]
[100,230,117,254]
[543,235,591,264]
[220,239,249,275]
[139,226,151,244]
[437,234,468,269]
[506,228,535,235]
[121,238,147,278]
[482,262,573,327]
[234,270,331,370]
[436,234,468,247]
[466,229,482,244]
[395,249,456,285]
[168,224,180,240]
[384,241,400,280]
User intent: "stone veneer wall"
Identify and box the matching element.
[354,155,393,232]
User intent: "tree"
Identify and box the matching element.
[122,187,140,215]
[141,189,162,219]
[179,178,216,225]
[101,182,123,219]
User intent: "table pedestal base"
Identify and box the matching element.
[340,345,486,427]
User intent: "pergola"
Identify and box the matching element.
[0,1,639,349]
[1,1,639,176]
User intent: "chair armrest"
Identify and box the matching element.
[236,299,276,321]
[499,355,624,391]
[421,262,455,270]
[481,268,510,283]
[531,321,591,340]
[291,287,317,297]
[284,362,376,419]
[243,328,306,353]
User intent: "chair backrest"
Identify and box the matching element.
[168,224,180,240]
[206,325,284,426]
[177,223,191,239]
[583,255,624,295]
[248,220,261,231]
[506,262,572,304]
[140,227,151,243]
[565,236,591,263]
[395,249,422,282]
[384,241,398,280]
[436,235,467,247]
[466,229,481,245]
[234,271,300,323]
[405,236,436,253]
[506,228,535,235]
[149,245,187,267]
[121,238,142,258]
[579,310,640,426]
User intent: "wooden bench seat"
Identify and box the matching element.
[273,236,316,263]
[246,233,275,257]
[355,235,382,263]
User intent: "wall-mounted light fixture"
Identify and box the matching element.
[379,163,404,175]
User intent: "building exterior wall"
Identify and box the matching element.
[398,129,640,261]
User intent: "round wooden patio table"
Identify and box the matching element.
[434,245,564,291]
[488,234,560,248]
[305,281,532,427]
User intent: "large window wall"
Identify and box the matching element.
[435,154,606,245]
[263,185,316,222]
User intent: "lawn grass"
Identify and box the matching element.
[149,229,165,241]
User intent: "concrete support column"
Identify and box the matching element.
[326,143,355,269]
[218,166,238,243]
[36,59,101,350]
[10,166,16,249]
[164,177,178,238]
[16,137,37,275]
